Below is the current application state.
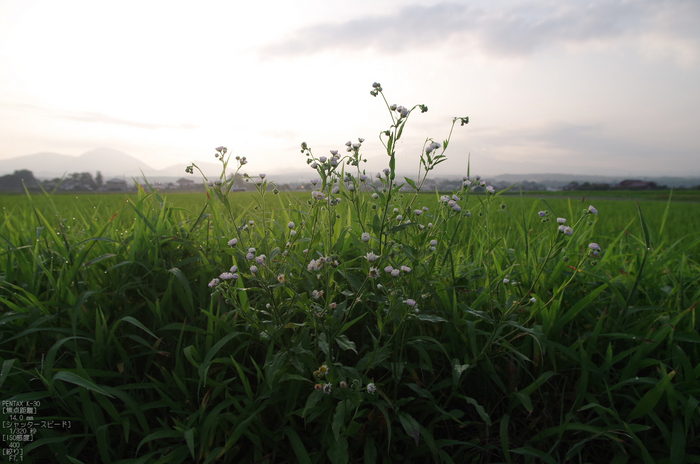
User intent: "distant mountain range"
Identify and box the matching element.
[0,148,223,181]
[1,149,699,189]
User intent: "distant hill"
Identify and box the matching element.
[490,173,700,189]
[0,149,223,180]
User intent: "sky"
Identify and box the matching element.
[0,0,699,179]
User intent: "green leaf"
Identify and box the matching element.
[328,436,349,464]
[0,358,18,389]
[627,368,676,421]
[500,414,512,464]
[416,314,448,323]
[512,446,558,464]
[119,316,159,340]
[364,436,377,464]
[398,411,421,446]
[52,371,114,398]
[332,401,346,441]
[302,391,324,420]
[335,335,357,354]
[283,426,312,464]
[184,428,196,459]
[404,177,418,190]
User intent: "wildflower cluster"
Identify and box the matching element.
[192,83,605,453]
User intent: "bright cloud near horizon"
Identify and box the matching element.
[1,0,698,179]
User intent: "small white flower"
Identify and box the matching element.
[361,232,370,242]
[401,265,411,273]
[365,252,379,262]
[366,383,377,394]
[564,226,573,235]
[405,299,416,306]
[323,382,332,394]
[589,243,601,251]
[503,278,510,284]
[396,215,403,221]
[383,168,391,176]
[557,218,566,224]
[246,252,254,260]
[310,161,318,169]
[288,221,295,229]
[453,205,462,212]
[414,209,423,216]
[422,206,429,212]
[310,179,319,185]
[250,265,258,273]
[255,255,265,264]
[358,137,365,143]
[372,193,379,199]
[345,141,352,147]
[391,269,400,277]
[208,278,220,287]
[290,230,297,237]
[220,272,234,280]
[589,205,598,214]
[228,238,238,246]
[332,185,340,194]
[485,186,495,194]
[384,265,393,273]
[330,150,338,155]
[430,239,438,246]
[530,297,537,304]
[319,156,327,162]
[230,265,238,273]
[259,173,266,179]
[312,191,325,200]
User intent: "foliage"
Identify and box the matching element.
[1,83,699,463]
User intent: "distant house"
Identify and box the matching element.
[105,178,128,191]
[618,179,657,189]
[176,178,195,189]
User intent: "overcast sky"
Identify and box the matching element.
[1,0,698,178]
